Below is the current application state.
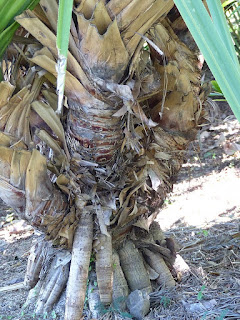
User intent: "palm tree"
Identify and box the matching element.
[0,1,208,319]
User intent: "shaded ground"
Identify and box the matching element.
[0,101,239,320]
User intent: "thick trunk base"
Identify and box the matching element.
[23,221,188,319]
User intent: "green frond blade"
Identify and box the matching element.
[207,0,239,65]
[174,0,240,122]
[0,0,40,32]
[56,0,74,114]
[0,0,40,62]
[0,22,19,60]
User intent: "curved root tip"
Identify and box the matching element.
[118,240,152,293]
[112,251,129,311]
[143,248,175,288]
[24,238,49,289]
[95,234,113,305]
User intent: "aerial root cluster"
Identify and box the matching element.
[24,220,182,319]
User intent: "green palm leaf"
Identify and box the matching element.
[174,0,240,121]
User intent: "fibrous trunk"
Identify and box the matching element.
[0,0,208,318]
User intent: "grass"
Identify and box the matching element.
[197,285,206,301]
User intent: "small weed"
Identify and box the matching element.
[160,296,171,308]
[98,297,132,318]
[43,312,48,319]
[5,212,15,223]
[203,151,216,159]
[164,199,172,205]
[198,229,208,237]
[217,309,229,320]
[202,229,208,236]
[229,162,235,168]
[90,253,95,263]
[143,43,149,51]
[200,311,208,320]
[197,285,206,301]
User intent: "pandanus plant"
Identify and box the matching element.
[1,0,236,319]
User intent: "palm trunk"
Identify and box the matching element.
[0,1,208,318]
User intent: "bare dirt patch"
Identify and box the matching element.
[153,101,240,319]
[0,102,239,320]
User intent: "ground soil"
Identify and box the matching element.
[0,101,239,320]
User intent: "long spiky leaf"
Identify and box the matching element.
[206,0,239,65]
[0,0,40,32]
[0,22,19,60]
[56,0,74,115]
[174,0,240,122]
[0,0,40,63]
